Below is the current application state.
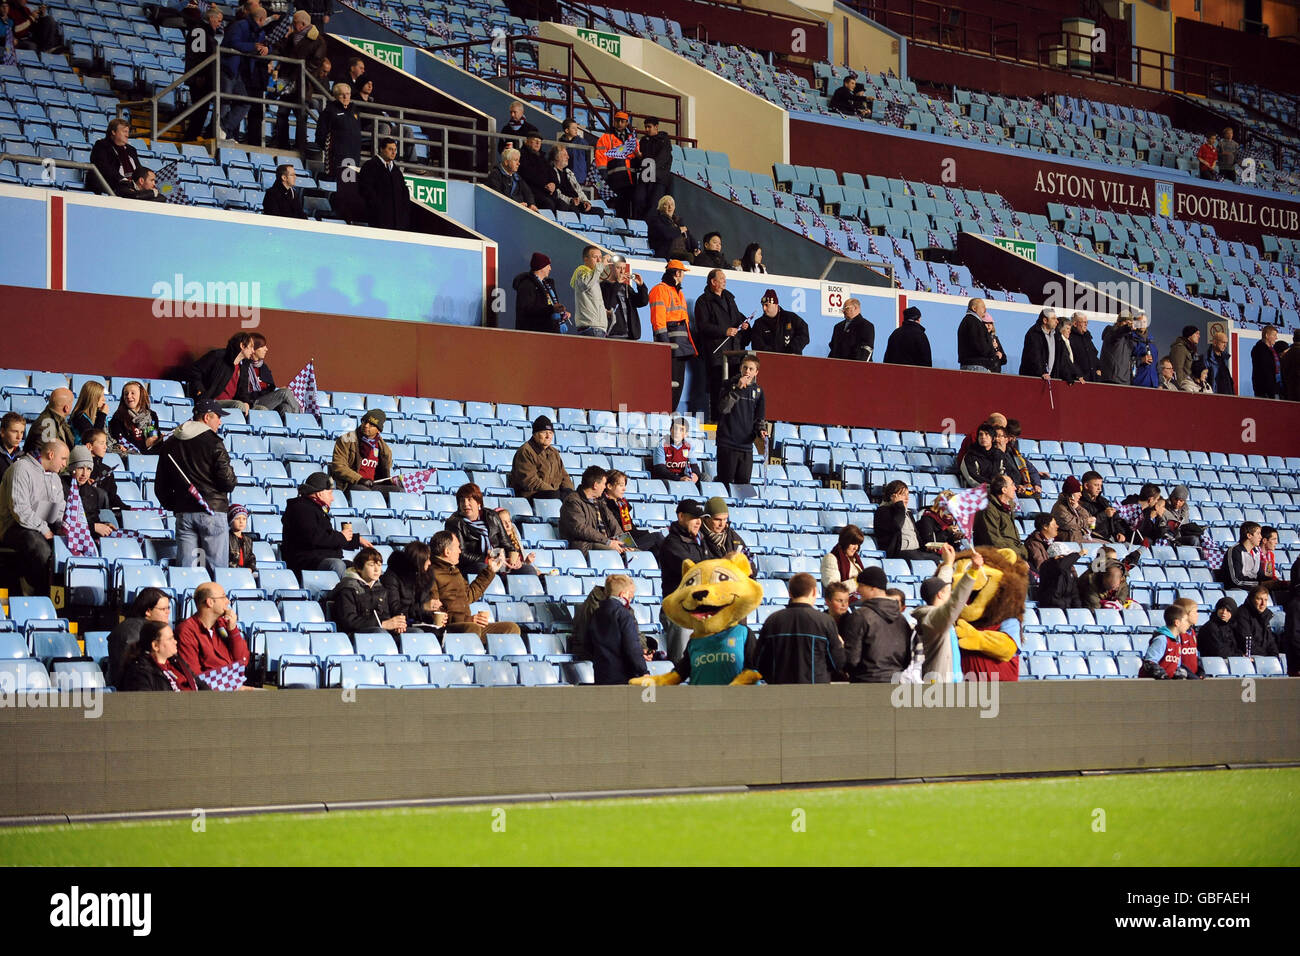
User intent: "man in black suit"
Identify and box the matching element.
[263,164,306,219]
[828,297,875,361]
[358,137,412,231]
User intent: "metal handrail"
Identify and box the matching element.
[853,0,1021,60]
[0,154,114,195]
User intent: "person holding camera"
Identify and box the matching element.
[715,354,766,484]
[1131,311,1159,388]
[600,257,648,340]
[1100,309,1137,385]
[570,245,613,337]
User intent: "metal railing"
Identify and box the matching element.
[1035,34,1233,98]
[853,0,1020,60]
[0,154,114,195]
[518,0,825,47]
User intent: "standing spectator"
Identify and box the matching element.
[594,111,637,220]
[1217,126,1239,182]
[263,163,306,218]
[1056,315,1086,383]
[715,354,766,485]
[739,244,767,274]
[1252,326,1283,399]
[23,387,75,457]
[973,475,1027,559]
[749,290,809,355]
[0,439,67,595]
[649,260,696,410]
[429,531,519,644]
[957,298,1001,373]
[106,588,173,687]
[634,116,673,220]
[820,524,865,589]
[1100,310,1136,385]
[909,546,985,683]
[0,412,25,482]
[1069,312,1102,382]
[559,466,624,554]
[828,74,867,116]
[1197,597,1238,659]
[557,117,592,185]
[882,305,931,366]
[589,574,648,684]
[89,119,141,197]
[1206,330,1236,394]
[497,100,538,153]
[316,83,362,181]
[1131,312,1158,388]
[1079,471,1128,542]
[227,503,255,572]
[117,621,206,692]
[700,497,756,569]
[176,581,250,677]
[570,245,612,337]
[693,232,728,270]
[602,469,664,552]
[1018,308,1065,380]
[1196,131,1218,180]
[1051,476,1096,543]
[1140,605,1199,678]
[600,257,647,340]
[754,573,844,683]
[358,137,411,231]
[840,566,912,682]
[445,482,534,577]
[269,10,326,150]
[330,547,406,636]
[218,4,268,143]
[1024,514,1058,574]
[650,417,701,484]
[282,472,368,578]
[1169,326,1201,390]
[1233,587,1278,659]
[512,253,569,334]
[656,498,707,659]
[67,381,108,445]
[1004,419,1046,499]
[155,400,236,575]
[824,580,852,630]
[485,148,537,210]
[330,409,393,492]
[693,268,750,420]
[382,541,445,630]
[646,195,695,260]
[509,416,574,501]
[241,333,301,415]
[188,332,255,412]
[873,480,941,564]
[828,298,875,362]
[1282,330,1300,401]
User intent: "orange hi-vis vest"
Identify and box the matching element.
[649,281,695,358]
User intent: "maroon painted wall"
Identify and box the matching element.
[1175,18,1300,93]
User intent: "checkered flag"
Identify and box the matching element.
[264,9,293,48]
[1116,502,1143,531]
[927,229,940,249]
[288,360,320,417]
[794,215,810,238]
[201,660,246,692]
[62,483,97,558]
[396,467,437,495]
[846,231,861,254]
[811,210,827,229]
[166,454,213,516]
[793,194,813,213]
[726,184,740,202]
[945,484,988,544]
[825,232,843,254]
[155,161,194,205]
[1201,535,1229,570]
[115,436,140,454]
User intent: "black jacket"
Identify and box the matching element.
[559,489,614,550]
[755,602,845,684]
[316,100,362,178]
[829,84,864,115]
[693,249,728,270]
[637,130,673,179]
[828,315,875,361]
[883,319,932,367]
[89,137,140,197]
[62,476,112,534]
[1197,614,1238,658]
[590,596,648,685]
[1234,604,1278,658]
[108,406,161,453]
[657,520,707,595]
[445,509,514,576]
[1036,554,1081,609]
[189,342,246,402]
[701,524,755,571]
[1019,324,1069,379]
[1072,328,1102,382]
[381,549,436,625]
[513,271,564,334]
[1252,340,1281,398]
[229,531,256,571]
[359,155,411,231]
[518,146,552,199]
[330,571,392,634]
[1078,492,1126,541]
[872,501,918,559]
[1218,543,1263,590]
[601,278,648,340]
[236,359,280,405]
[841,596,914,682]
[917,511,963,549]
[692,288,749,365]
[647,213,688,259]
[1284,592,1300,674]
[263,182,306,219]
[749,309,809,355]
[117,653,207,691]
[498,117,538,152]
[154,421,236,514]
[485,165,535,205]
[957,310,1000,370]
[716,377,765,452]
[281,494,350,572]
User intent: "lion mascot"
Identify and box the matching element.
[630,552,764,686]
[952,546,1027,681]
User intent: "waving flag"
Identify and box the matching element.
[288,360,320,416]
[1116,502,1143,531]
[115,436,141,455]
[846,231,862,254]
[63,483,97,558]
[811,211,827,229]
[825,232,843,254]
[201,661,246,692]
[604,135,638,160]
[945,484,988,544]
[396,467,437,495]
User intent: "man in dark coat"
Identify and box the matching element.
[263,164,306,219]
[692,269,750,420]
[358,138,412,231]
[841,566,914,682]
[188,333,255,410]
[154,401,237,576]
[828,297,875,361]
[558,467,622,554]
[181,4,223,140]
[270,9,328,150]
[485,148,537,209]
[513,253,569,333]
[882,305,932,366]
[600,258,648,340]
[828,74,867,116]
[1019,308,1069,380]
[749,289,808,355]
[754,573,845,683]
[89,119,141,196]
[1068,312,1102,382]
[633,116,673,219]
[518,132,558,210]
[957,297,1001,372]
[281,472,370,577]
[1252,326,1283,398]
[589,575,649,685]
[498,100,538,153]
[656,498,708,660]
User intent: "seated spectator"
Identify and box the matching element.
[189,332,255,412]
[128,167,165,202]
[1162,485,1202,546]
[1138,496,1177,546]
[701,497,756,569]
[508,416,573,501]
[518,132,555,208]
[81,429,126,516]
[1024,514,1058,574]
[651,416,700,483]
[1037,541,1082,609]
[0,440,67,595]
[1233,587,1278,659]
[1079,471,1129,542]
[1219,521,1266,590]
[656,498,708,659]
[106,587,172,686]
[589,574,649,685]
[693,232,728,270]
[485,148,538,210]
[973,476,1027,560]
[1172,596,1202,651]
[828,298,875,362]
[1003,419,1046,498]
[989,425,1022,488]
[63,383,107,450]
[240,333,302,415]
[429,530,520,643]
[557,117,592,185]
[1051,476,1096,543]
[883,305,932,367]
[1155,357,1179,391]
[316,83,362,181]
[117,620,207,691]
[1140,605,1200,679]
[873,480,940,564]
[909,546,983,683]
[22,387,75,456]
[331,409,393,492]
[739,243,767,274]
[1079,558,1131,610]
[958,424,1001,488]
[63,445,115,539]
[1260,526,1290,595]
[498,99,538,153]
[749,290,809,355]
[382,541,446,630]
[282,472,369,578]
[600,256,647,340]
[547,145,595,214]
[1195,131,1218,180]
[176,582,250,678]
[227,504,255,572]
[1206,330,1235,395]
[0,411,25,481]
[570,245,613,337]
[8,0,63,52]
[89,118,141,197]
[601,469,664,552]
[917,491,964,549]
[820,524,865,589]
[330,547,406,635]
[828,74,867,116]
[445,481,535,576]
[263,163,306,218]
[359,138,412,232]
[646,195,695,260]
[513,252,570,334]
[841,566,912,682]
[560,466,624,554]
[1196,597,1238,658]
[754,572,844,684]
[107,381,162,454]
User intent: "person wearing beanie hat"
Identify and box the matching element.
[1197,596,1240,659]
[282,472,371,577]
[654,498,709,659]
[1169,325,1201,390]
[513,252,571,334]
[509,416,574,502]
[700,496,757,571]
[650,259,697,411]
[828,297,875,362]
[749,287,809,355]
[842,563,915,682]
[883,303,933,367]
[330,408,394,493]
[62,444,117,539]
[227,503,256,572]
[909,546,986,683]
[1051,475,1095,543]
[973,475,1028,560]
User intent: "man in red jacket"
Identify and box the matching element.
[176,581,250,681]
[1196,132,1218,181]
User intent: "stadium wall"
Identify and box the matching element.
[601,0,830,60]
[1173,16,1300,93]
[1,682,1296,818]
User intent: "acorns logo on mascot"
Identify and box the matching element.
[951,546,1027,680]
[630,552,764,686]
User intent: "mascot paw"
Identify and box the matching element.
[729,669,762,685]
[628,676,655,687]
[955,619,1018,662]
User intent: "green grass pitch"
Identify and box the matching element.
[4,768,1298,866]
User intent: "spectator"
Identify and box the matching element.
[7,0,61,52]
[1080,558,1130,610]
[1164,485,1201,546]
[509,416,574,501]
[601,469,664,552]
[128,167,165,202]
[1285,559,1300,675]
[106,587,173,686]
[63,445,115,539]
[649,260,696,410]
[656,498,708,659]
[358,137,411,231]
[594,110,637,220]
[749,290,809,355]
[589,574,649,685]
[989,426,1022,488]
[1138,496,1176,546]
[1217,126,1238,182]
[1140,605,1200,679]
[0,439,67,594]
[23,387,75,457]
[570,245,612,337]
[518,131,554,208]
[828,74,867,116]
[485,147,538,210]
[282,472,367,578]
[1169,325,1201,390]
[445,482,535,577]
[269,10,326,150]
[382,541,445,630]
[498,100,538,153]
[429,530,519,644]
[873,480,940,564]
[218,4,268,143]
[1131,312,1158,388]
[1036,541,1082,610]
[700,497,755,568]
[917,491,964,549]
[694,268,751,419]
[546,146,595,214]
[559,466,624,553]
[693,232,728,270]
[219,495,256,569]
[0,412,25,481]
[1219,521,1265,590]
[650,417,701,484]
[512,252,569,334]
[1004,419,1046,499]
[824,578,852,624]
[600,256,646,340]
[1260,525,1289,594]
[820,524,865,589]
[1056,315,1086,383]
[188,332,255,413]
[973,475,1027,559]
[1196,597,1238,658]
[1195,131,1218,180]
[330,547,406,635]
[753,572,844,683]
[80,428,125,516]
[557,117,592,185]
[1018,308,1066,380]
[739,243,767,274]
[117,620,207,692]
[634,116,673,220]
[1079,471,1128,542]
[910,546,984,683]
[330,409,392,493]
[1024,513,1059,574]
[957,298,1001,373]
[958,424,1000,488]
[337,55,365,88]
[262,163,306,218]
[1283,330,1300,401]
[1206,330,1235,394]
[176,581,250,678]
[647,195,695,261]
[240,333,301,415]
[353,76,391,146]
[316,83,362,181]
[882,305,931,367]
[154,400,235,575]
[841,566,912,682]
[1155,356,1179,391]
[67,381,108,445]
[828,298,875,362]
[1099,310,1136,385]
[1068,312,1102,382]
[89,119,141,197]
[1051,476,1094,543]
[715,354,766,485]
[1252,326,1283,399]
[1233,587,1278,659]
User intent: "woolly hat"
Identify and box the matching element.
[1062,476,1082,496]
[761,289,779,304]
[299,472,335,496]
[227,503,249,526]
[361,408,386,429]
[705,496,729,516]
[68,446,93,470]
[1170,485,1190,500]
[530,252,551,271]
[532,415,554,433]
[1182,325,1200,339]
[856,566,887,590]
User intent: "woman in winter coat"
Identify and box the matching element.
[512,254,569,334]
[381,541,443,627]
[646,195,695,260]
[108,380,163,453]
[106,587,174,686]
[959,425,1001,488]
[1051,476,1096,543]
[118,620,207,691]
[316,82,362,180]
[917,491,964,548]
[820,524,865,589]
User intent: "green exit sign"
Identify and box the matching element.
[407,175,447,212]
[577,28,622,57]
[990,236,1038,262]
[341,37,408,71]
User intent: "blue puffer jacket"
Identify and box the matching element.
[1131,331,1158,388]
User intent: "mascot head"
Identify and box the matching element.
[953,546,1028,629]
[662,552,763,637]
